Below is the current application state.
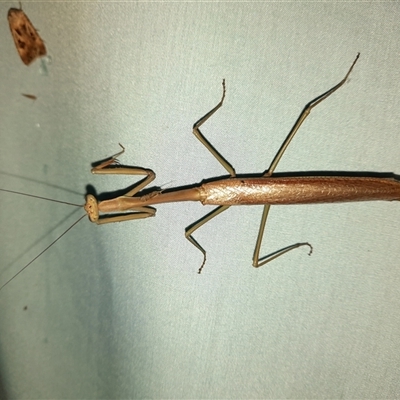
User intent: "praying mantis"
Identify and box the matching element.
[85,52,399,272]
[2,53,400,289]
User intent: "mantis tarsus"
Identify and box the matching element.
[2,53,400,289]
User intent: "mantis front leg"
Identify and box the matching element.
[85,144,157,224]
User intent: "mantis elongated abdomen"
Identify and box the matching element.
[199,176,400,205]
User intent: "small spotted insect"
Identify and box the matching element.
[8,3,46,66]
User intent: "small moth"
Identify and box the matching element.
[8,3,46,66]
[21,93,37,100]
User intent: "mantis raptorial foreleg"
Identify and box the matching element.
[85,144,156,224]
[187,54,360,271]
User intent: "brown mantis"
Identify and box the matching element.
[2,53,400,289]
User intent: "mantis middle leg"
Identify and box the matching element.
[185,80,234,273]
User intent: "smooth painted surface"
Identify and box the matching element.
[1,2,400,398]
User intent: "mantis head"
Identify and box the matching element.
[84,194,99,223]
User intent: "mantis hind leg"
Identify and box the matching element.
[254,55,359,266]
[252,204,312,268]
[264,53,359,177]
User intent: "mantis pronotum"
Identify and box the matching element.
[2,53,400,289]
